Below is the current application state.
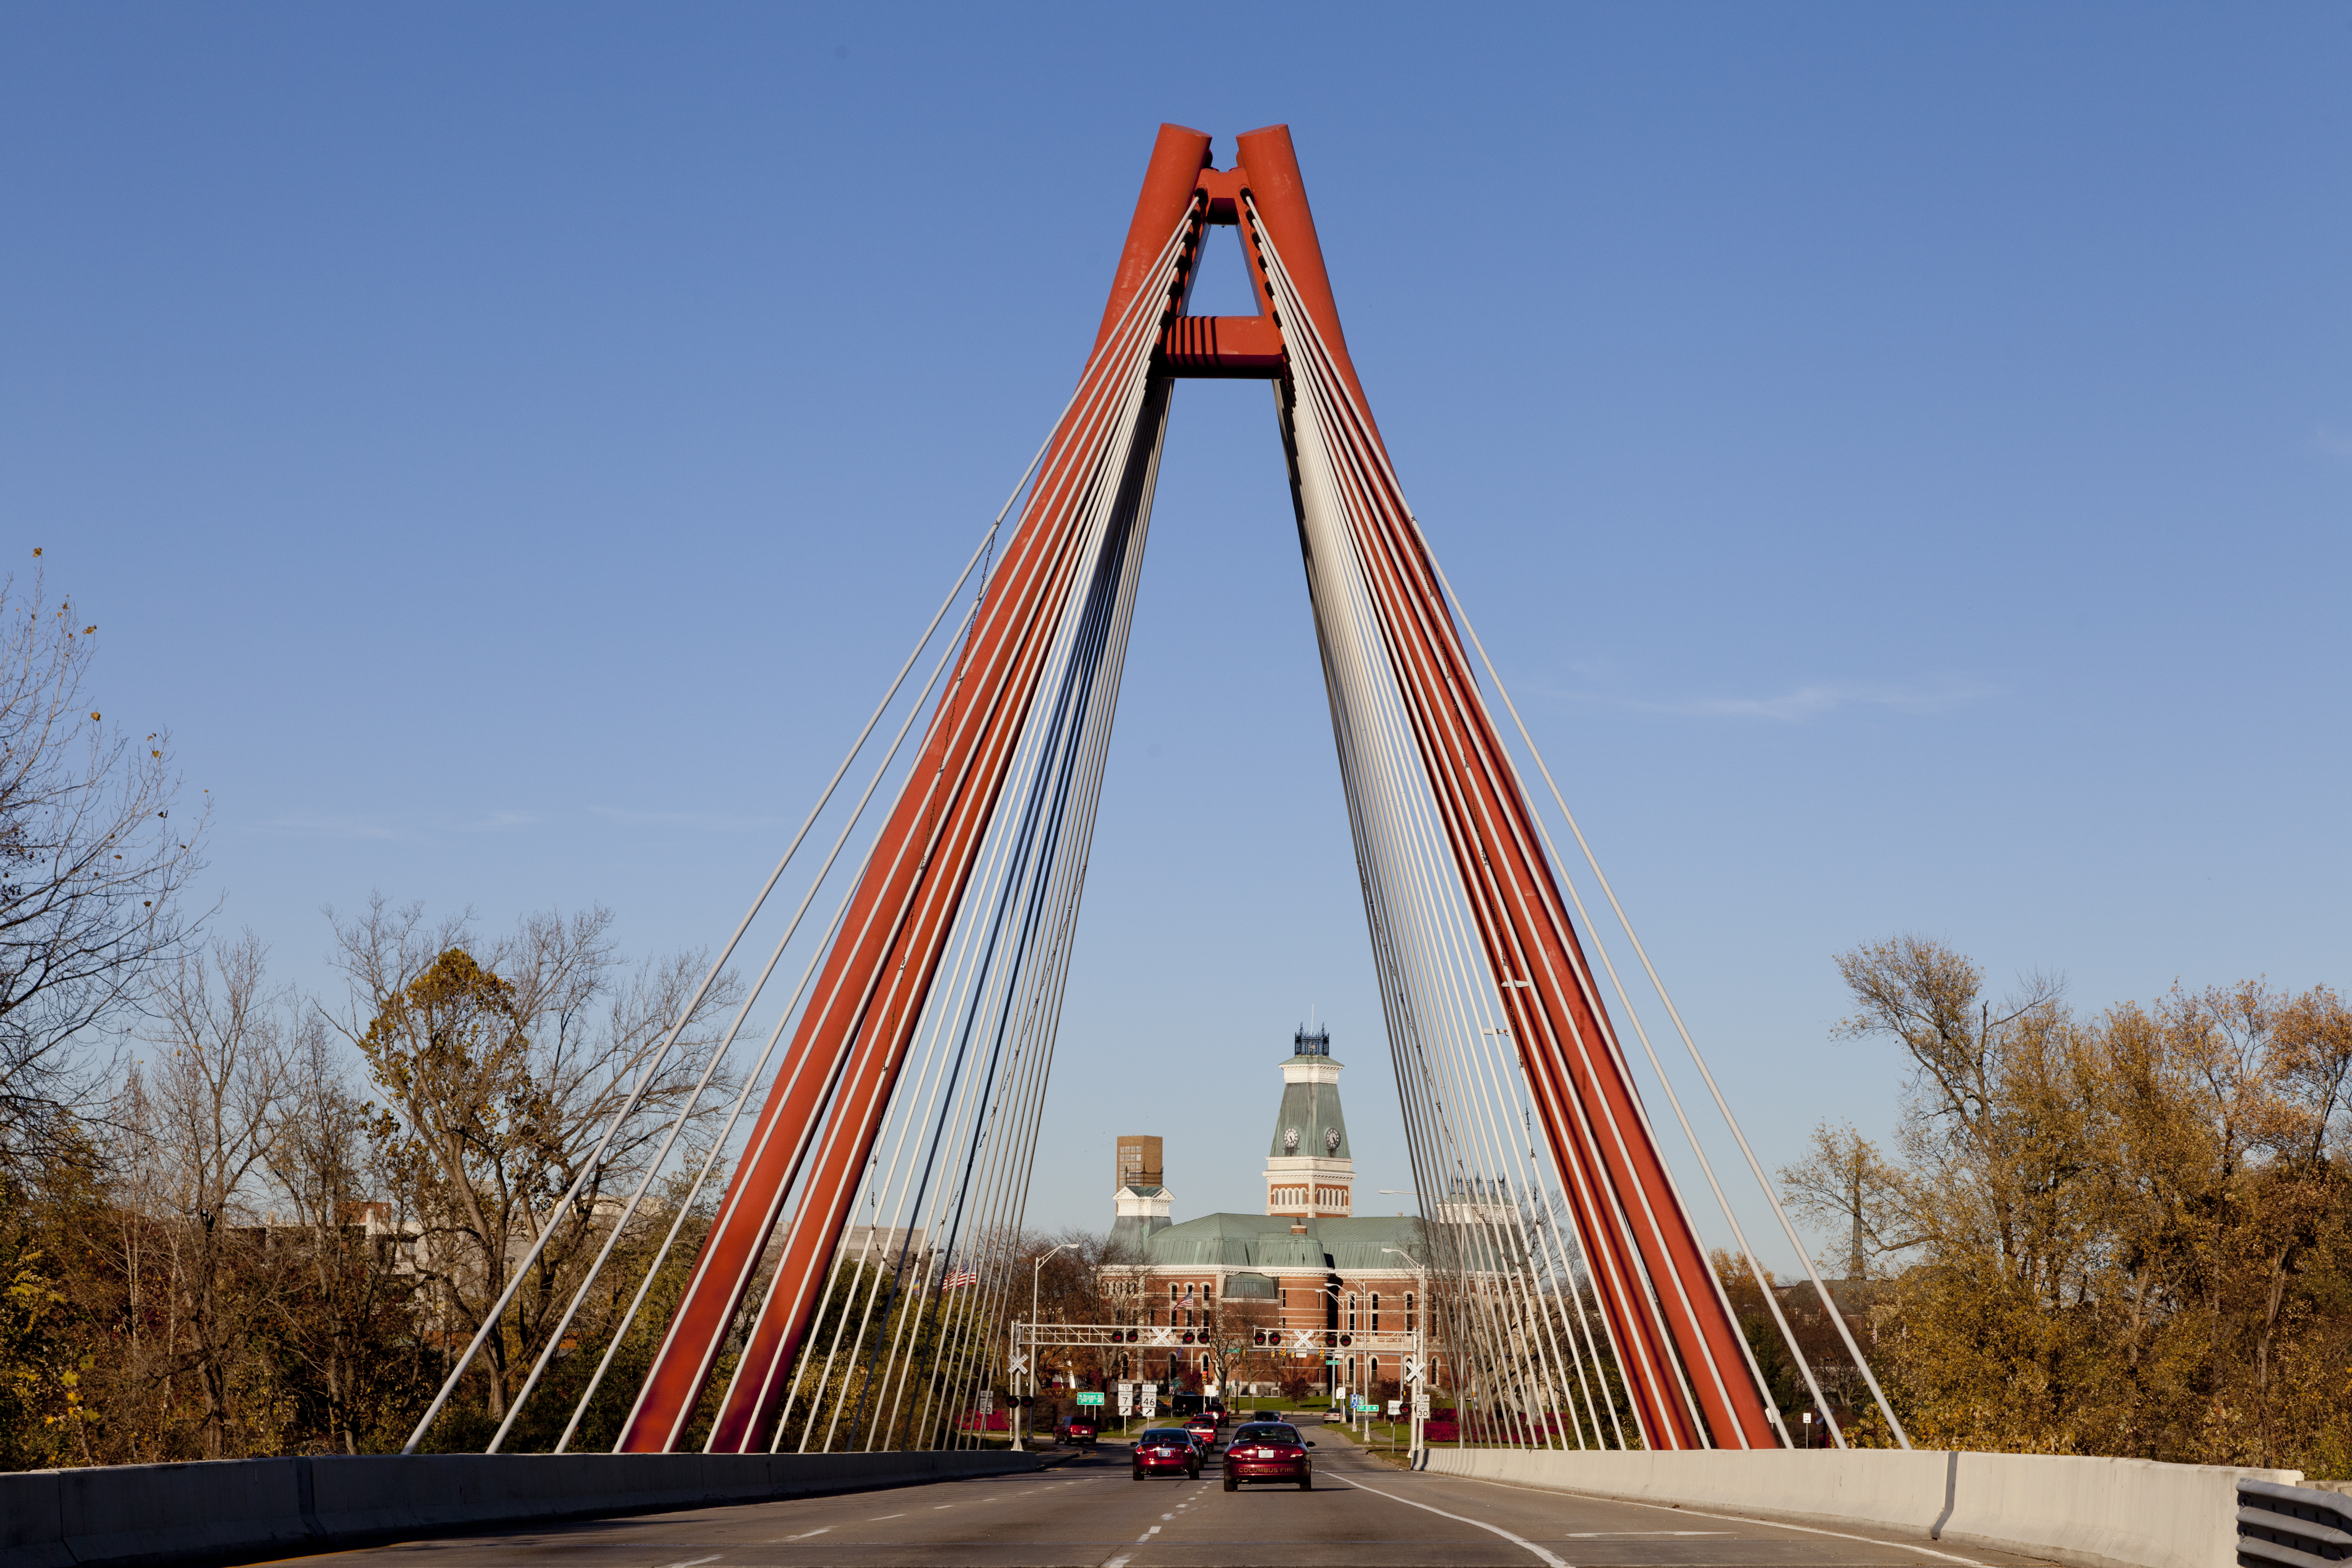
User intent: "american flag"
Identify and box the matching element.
[941,1269,979,1290]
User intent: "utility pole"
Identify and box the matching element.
[1013,1241,1075,1452]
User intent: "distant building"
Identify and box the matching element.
[1101,1027,1430,1398]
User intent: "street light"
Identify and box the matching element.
[1012,1241,1076,1453]
[1383,1247,1428,1457]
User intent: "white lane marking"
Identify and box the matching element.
[1105,1558,1133,1568]
[776,1529,831,1542]
[1343,1476,1571,1568]
[657,1557,722,1568]
[934,1504,954,1509]
[1149,1526,1162,1534]
[867,1512,905,1520]
[1445,1475,1989,1567]
[1567,1532,1729,1537]
[1162,1512,1176,1519]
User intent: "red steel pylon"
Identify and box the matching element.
[619,123,1779,1454]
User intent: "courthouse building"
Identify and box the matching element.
[1100,1027,1429,1396]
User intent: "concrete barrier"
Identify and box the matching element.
[0,1448,1040,1568]
[1421,1446,2304,1568]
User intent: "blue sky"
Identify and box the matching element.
[6,4,2347,1266]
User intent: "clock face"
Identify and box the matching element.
[1326,1127,1341,1153]
[1284,1127,1300,1153]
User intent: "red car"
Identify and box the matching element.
[1132,1426,1200,1480]
[1222,1420,1314,1491]
[1057,1413,1098,1447]
[1183,1413,1220,1452]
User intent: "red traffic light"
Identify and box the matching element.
[1338,1334,1352,1347]
[1253,1330,1267,1345]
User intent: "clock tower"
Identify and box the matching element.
[1263,1026,1354,1220]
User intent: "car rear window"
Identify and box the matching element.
[1233,1423,1300,1443]
[1139,1428,1187,1443]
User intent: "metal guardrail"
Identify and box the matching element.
[2240,1477,2352,1566]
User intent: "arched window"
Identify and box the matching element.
[1371,1293,1380,1332]
[1346,1293,1357,1331]
[1406,1292,1416,1332]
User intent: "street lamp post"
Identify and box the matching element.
[1012,1242,1076,1453]
[1383,1247,1427,1459]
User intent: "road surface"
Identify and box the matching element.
[263,1432,2049,1567]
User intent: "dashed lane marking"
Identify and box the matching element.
[774,1529,830,1542]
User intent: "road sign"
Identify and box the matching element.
[1140,1393,1157,1417]
[1403,1357,1424,1383]
[1353,1397,1376,1413]
[1386,1400,1401,1416]
[978,1391,994,1411]
[1075,1391,1103,1407]
[1008,1353,1029,1376]
[1117,1390,1134,1416]
[1413,1394,1431,1419]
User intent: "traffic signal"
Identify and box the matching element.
[1253,1330,1268,1346]
[1338,1334,1352,1347]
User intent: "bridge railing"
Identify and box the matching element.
[2238,1477,2352,1566]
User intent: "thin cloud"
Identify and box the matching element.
[1526,676,1994,723]
[248,812,397,840]
[459,810,541,833]
[1651,679,1993,721]
[589,805,789,832]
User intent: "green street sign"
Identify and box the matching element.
[1074,1392,1104,1406]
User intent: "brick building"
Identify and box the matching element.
[1099,1027,1430,1400]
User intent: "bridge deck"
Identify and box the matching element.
[247,1434,2046,1567]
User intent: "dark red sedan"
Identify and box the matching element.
[1221,1420,1313,1491]
[1183,1413,1221,1453]
[1131,1426,1200,1480]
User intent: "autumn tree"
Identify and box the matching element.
[328,897,739,1439]
[1798,936,2352,1469]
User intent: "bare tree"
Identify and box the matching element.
[325,896,739,1427]
[0,562,206,1161]
[266,1020,426,1453]
[142,931,295,1459]
[1779,1123,1918,1280]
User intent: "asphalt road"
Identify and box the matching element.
[268,1435,2053,1568]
